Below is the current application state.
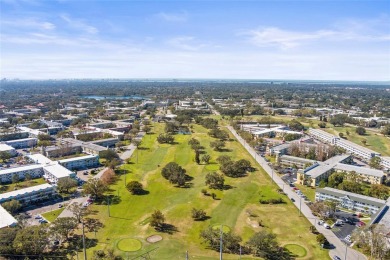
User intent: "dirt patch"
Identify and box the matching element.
[146,234,162,243]
[247,217,260,228]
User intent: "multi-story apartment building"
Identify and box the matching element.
[297,154,352,187]
[277,155,316,169]
[59,154,99,170]
[4,137,37,149]
[0,164,44,183]
[315,187,386,215]
[0,205,17,229]
[0,184,56,205]
[0,143,17,157]
[308,128,381,161]
[334,163,385,184]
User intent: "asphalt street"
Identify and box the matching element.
[226,125,367,260]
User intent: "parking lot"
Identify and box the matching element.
[331,211,362,245]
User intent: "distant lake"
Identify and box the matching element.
[80,95,145,100]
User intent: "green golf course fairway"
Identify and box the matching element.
[84,122,330,259]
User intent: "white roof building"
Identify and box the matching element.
[0,205,17,228]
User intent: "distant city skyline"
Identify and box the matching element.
[1,0,389,81]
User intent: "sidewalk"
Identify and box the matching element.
[226,125,367,260]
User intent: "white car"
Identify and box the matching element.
[34,214,42,219]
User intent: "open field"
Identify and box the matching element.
[83,122,330,259]
[42,208,65,222]
[0,178,47,194]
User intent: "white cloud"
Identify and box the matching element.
[1,18,55,30]
[245,27,336,49]
[166,36,207,51]
[60,14,98,34]
[244,18,390,49]
[157,11,188,22]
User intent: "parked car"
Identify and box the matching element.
[323,223,331,229]
[333,256,341,260]
[58,203,63,208]
[34,214,42,219]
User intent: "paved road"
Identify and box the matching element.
[58,132,147,219]
[226,125,367,260]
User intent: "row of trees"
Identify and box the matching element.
[200,228,291,259]
[288,142,343,162]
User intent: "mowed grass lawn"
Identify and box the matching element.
[0,178,47,194]
[85,122,330,259]
[42,208,65,222]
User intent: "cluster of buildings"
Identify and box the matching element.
[175,99,209,111]
[308,128,390,170]
[240,124,303,139]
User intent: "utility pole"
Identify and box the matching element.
[82,222,87,260]
[344,242,348,260]
[107,197,110,217]
[185,250,189,260]
[219,225,223,260]
[124,174,126,186]
[239,245,242,260]
[299,196,302,216]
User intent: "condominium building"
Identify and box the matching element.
[334,163,385,184]
[0,143,17,157]
[381,157,390,170]
[308,128,381,161]
[0,184,56,205]
[4,137,37,149]
[43,163,75,184]
[0,164,43,183]
[59,154,99,170]
[0,205,17,229]
[277,155,316,169]
[315,187,386,215]
[337,138,380,161]
[297,154,352,187]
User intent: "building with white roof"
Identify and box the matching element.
[0,183,56,205]
[0,205,17,229]
[316,187,386,215]
[4,137,37,149]
[0,143,17,157]
[308,128,381,160]
[380,157,390,171]
[43,163,75,184]
[0,164,44,183]
[17,126,45,138]
[58,154,99,170]
[297,154,352,187]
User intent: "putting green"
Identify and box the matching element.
[284,244,307,257]
[211,224,231,233]
[117,238,142,252]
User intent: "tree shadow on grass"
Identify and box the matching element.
[133,189,150,195]
[115,169,130,175]
[155,223,178,234]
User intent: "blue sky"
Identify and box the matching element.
[1,0,389,80]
